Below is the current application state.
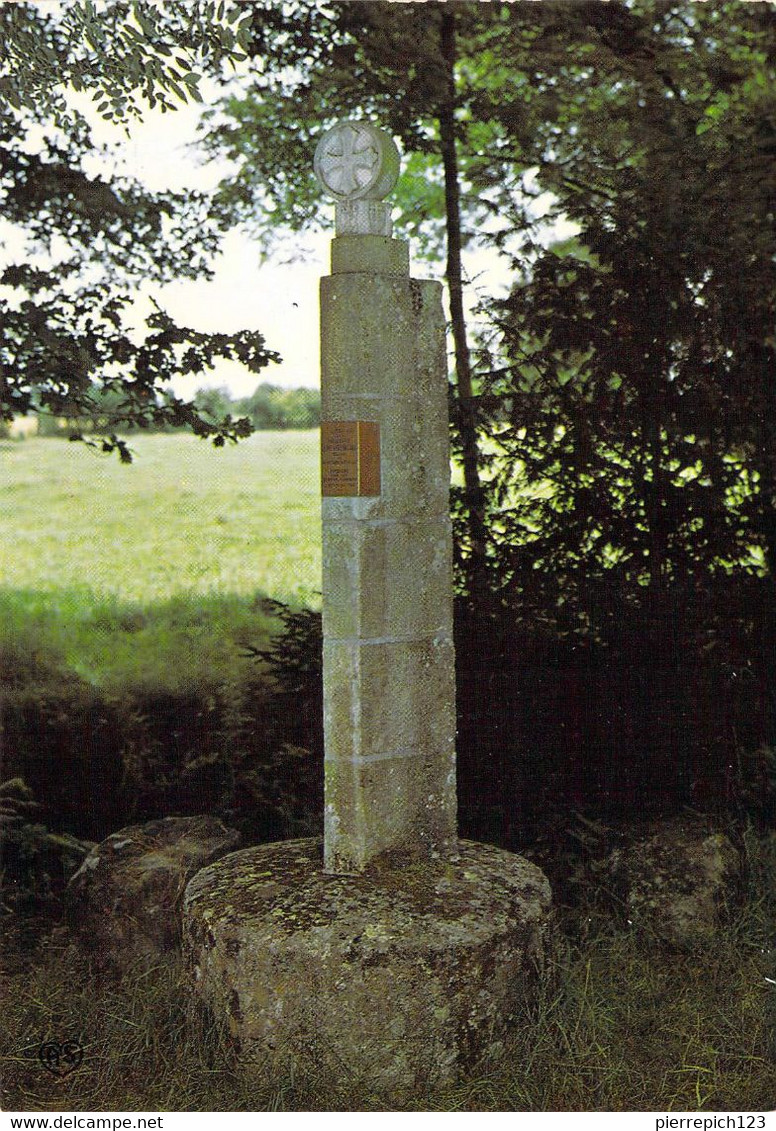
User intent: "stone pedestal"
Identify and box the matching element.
[180,121,554,1104]
[321,236,457,874]
[183,838,552,1102]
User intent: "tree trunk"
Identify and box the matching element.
[438,9,490,609]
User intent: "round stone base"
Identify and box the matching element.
[183,838,552,1101]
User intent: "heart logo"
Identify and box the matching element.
[38,1040,84,1077]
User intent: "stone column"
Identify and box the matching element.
[316,120,457,873]
[183,123,553,1099]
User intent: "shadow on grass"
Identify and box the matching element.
[0,586,292,694]
[0,587,323,842]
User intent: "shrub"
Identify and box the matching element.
[0,778,92,912]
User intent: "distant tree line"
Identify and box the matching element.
[196,383,320,431]
[14,381,320,437]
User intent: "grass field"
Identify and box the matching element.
[0,433,321,691]
[0,432,321,602]
[2,440,776,1112]
[2,830,775,1111]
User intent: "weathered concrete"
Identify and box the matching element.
[183,837,553,1100]
[320,236,457,875]
[65,815,241,970]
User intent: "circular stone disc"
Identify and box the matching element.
[314,120,400,202]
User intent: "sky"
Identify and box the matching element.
[74,81,560,402]
[9,53,574,402]
[82,86,329,398]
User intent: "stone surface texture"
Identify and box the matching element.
[65,815,241,968]
[183,838,553,1100]
[314,120,401,202]
[609,815,741,949]
[320,235,457,873]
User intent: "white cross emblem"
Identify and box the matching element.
[314,120,400,203]
[318,123,378,198]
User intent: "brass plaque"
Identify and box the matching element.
[321,420,381,497]
[356,421,381,496]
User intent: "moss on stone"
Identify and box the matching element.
[183,838,552,1100]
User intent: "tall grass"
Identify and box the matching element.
[0,587,281,695]
[2,830,774,1112]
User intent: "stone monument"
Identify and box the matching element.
[316,118,457,875]
[183,119,552,1103]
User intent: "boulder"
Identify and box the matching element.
[65,815,240,969]
[609,815,741,949]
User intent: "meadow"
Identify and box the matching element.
[2,434,775,1111]
[0,432,321,692]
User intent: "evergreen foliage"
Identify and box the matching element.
[202,0,776,814]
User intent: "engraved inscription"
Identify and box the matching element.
[322,421,381,497]
[322,421,358,496]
